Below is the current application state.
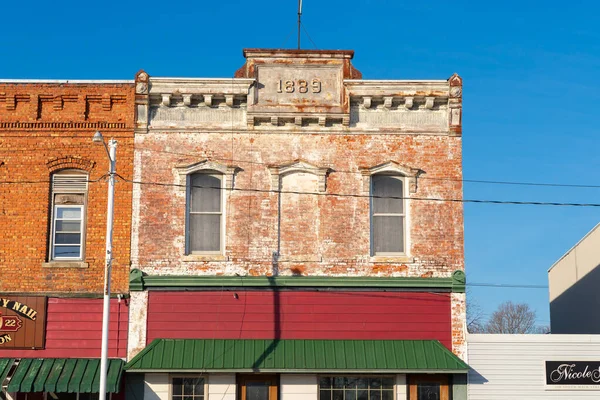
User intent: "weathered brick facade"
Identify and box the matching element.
[0,82,135,294]
[129,50,466,358]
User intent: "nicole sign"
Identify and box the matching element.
[546,361,600,390]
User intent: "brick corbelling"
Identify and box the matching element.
[0,83,134,127]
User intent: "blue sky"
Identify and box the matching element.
[3,0,600,326]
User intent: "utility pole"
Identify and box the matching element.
[92,131,117,400]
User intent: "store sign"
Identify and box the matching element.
[0,296,46,349]
[546,361,600,390]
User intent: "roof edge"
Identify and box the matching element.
[129,270,466,293]
[0,79,134,84]
[243,48,354,59]
[547,222,600,272]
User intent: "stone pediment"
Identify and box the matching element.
[240,49,358,127]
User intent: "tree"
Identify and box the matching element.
[466,290,485,333]
[484,301,539,334]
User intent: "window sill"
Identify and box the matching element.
[182,254,228,262]
[370,255,414,263]
[42,261,89,269]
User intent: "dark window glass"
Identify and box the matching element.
[171,377,204,400]
[320,377,332,388]
[381,377,394,389]
[381,391,393,400]
[318,377,394,400]
[319,390,332,400]
[246,382,269,400]
[417,383,440,400]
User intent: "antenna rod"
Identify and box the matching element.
[297,0,302,49]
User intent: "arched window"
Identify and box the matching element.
[371,175,405,255]
[187,172,223,253]
[50,170,88,260]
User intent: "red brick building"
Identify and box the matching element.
[0,81,135,399]
[126,50,468,400]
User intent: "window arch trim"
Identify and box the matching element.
[268,160,331,192]
[176,160,240,192]
[359,161,422,194]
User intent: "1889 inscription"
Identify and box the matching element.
[276,79,322,94]
[253,65,341,110]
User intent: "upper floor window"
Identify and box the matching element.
[187,173,223,253]
[50,170,88,260]
[371,175,405,255]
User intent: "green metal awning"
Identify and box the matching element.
[0,358,14,386]
[125,339,468,374]
[7,358,124,393]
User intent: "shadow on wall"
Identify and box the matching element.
[467,367,489,386]
[551,262,600,333]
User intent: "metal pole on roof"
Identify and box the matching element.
[297,0,302,49]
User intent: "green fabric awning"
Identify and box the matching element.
[125,339,468,373]
[0,358,14,386]
[6,358,124,393]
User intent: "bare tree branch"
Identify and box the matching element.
[485,301,537,334]
[467,289,485,333]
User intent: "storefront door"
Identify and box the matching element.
[238,375,278,400]
[408,375,449,400]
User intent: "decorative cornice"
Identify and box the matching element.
[129,269,466,293]
[148,78,254,96]
[0,121,128,130]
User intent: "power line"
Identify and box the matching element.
[114,174,600,208]
[467,283,548,289]
[5,142,600,189]
[129,145,600,189]
[3,174,600,208]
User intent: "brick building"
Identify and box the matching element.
[0,81,135,399]
[126,49,468,400]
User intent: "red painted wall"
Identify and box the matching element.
[147,291,451,349]
[0,298,128,358]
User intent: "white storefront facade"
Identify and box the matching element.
[468,334,600,399]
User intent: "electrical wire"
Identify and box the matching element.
[468,283,548,289]
[300,21,318,49]
[128,144,600,189]
[7,142,598,189]
[113,174,600,208]
[3,174,600,208]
